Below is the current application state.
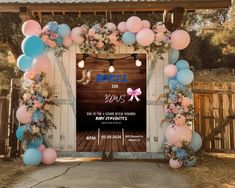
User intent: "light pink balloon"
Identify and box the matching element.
[38,144,46,152]
[166,124,182,147]
[180,125,192,144]
[171,30,190,50]
[126,16,143,33]
[71,27,85,44]
[136,28,155,46]
[63,35,73,47]
[31,55,51,76]
[104,22,117,31]
[16,105,32,124]
[164,64,177,77]
[169,158,182,169]
[22,20,42,37]
[42,148,57,165]
[142,20,151,29]
[118,21,128,33]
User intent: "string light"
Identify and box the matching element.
[108,59,115,73]
[77,54,88,69]
[132,54,142,67]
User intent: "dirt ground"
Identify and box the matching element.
[0,158,36,188]
[178,153,235,188]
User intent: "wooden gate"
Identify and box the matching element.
[193,81,235,152]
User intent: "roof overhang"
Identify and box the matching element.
[0,0,232,13]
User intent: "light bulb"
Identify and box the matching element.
[109,65,115,73]
[135,59,142,67]
[78,60,85,68]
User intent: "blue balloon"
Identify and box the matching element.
[17,54,33,71]
[177,69,194,85]
[57,35,63,46]
[27,136,43,149]
[58,24,71,37]
[168,48,179,64]
[47,21,58,32]
[22,35,45,58]
[176,60,189,70]
[16,125,31,141]
[23,148,42,166]
[189,132,202,152]
[122,32,136,45]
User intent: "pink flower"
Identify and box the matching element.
[172,107,178,114]
[184,107,189,113]
[156,24,167,33]
[182,97,191,107]
[88,28,96,36]
[155,33,165,42]
[109,33,118,44]
[178,97,182,103]
[96,41,104,49]
[174,114,186,126]
[169,103,175,110]
[41,35,49,43]
[34,100,43,108]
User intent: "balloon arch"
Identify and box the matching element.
[15,16,202,168]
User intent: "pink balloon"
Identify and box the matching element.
[136,28,155,46]
[142,20,151,29]
[42,148,57,165]
[126,16,143,33]
[118,22,128,33]
[104,22,117,31]
[164,64,177,77]
[171,30,190,50]
[180,125,192,144]
[63,35,73,47]
[71,27,84,44]
[38,144,46,152]
[31,55,51,76]
[16,105,32,124]
[169,158,182,169]
[22,20,41,37]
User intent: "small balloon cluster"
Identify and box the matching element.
[161,32,202,168]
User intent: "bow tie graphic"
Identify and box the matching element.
[127,88,142,102]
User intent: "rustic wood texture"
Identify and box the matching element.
[193,81,235,152]
[77,130,146,152]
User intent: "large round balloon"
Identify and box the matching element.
[23,148,42,166]
[118,21,128,33]
[30,55,51,75]
[136,28,155,46]
[169,158,182,169]
[17,54,33,71]
[16,125,31,141]
[164,64,177,78]
[22,20,41,37]
[189,132,202,152]
[122,32,136,46]
[63,35,73,47]
[22,35,45,58]
[16,105,32,124]
[176,60,189,70]
[180,125,193,145]
[142,20,151,29]
[27,136,43,149]
[71,27,84,45]
[168,48,179,64]
[177,69,194,85]
[126,16,142,33]
[171,30,190,50]
[58,24,71,38]
[42,148,57,165]
[104,22,117,31]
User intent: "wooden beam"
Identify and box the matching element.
[0,1,231,13]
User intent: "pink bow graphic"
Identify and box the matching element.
[127,88,142,102]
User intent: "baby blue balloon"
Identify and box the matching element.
[168,48,179,64]
[122,32,136,45]
[16,125,31,141]
[23,148,42,166]
[176,60,190,70]
[189,132,202,152]
[177,69,194,85]
[58,24,71,38]
[17,54,33,71]
[21,35,45,58]
[27,136,43,149]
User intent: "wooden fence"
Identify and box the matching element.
[193,81,235,152]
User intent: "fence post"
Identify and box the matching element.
[8,78,20,158]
